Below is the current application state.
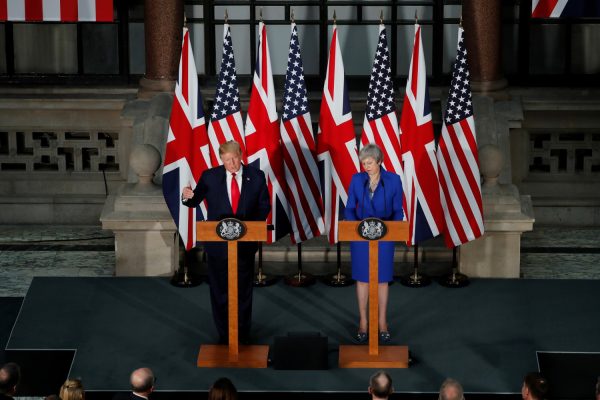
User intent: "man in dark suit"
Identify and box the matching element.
[182,140,270,344]
[0,362,20,400]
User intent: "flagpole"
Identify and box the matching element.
[254,241,278,287]
[284,242,316,287]
[399,243,431,287]
[171,234,202,287]
[323,241,354,287]
[439,246,469,288]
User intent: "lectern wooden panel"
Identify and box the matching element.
[338,220,409,368]
[196,220,269,368]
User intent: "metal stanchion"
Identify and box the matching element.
[323,241,355,287]
[284,242,316,287]
[399,244,431,287]
[439,246,469,288]
[254,242,278,287]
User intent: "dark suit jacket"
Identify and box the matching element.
[183,164,271,255]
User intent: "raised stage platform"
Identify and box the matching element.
[3,277,600,397]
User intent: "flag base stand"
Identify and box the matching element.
[284,272,316,287]
[323,272,355,287]
[399,269,431,288]
[439,270,469,288]
[253,272,279,287]
[170,267,202,287]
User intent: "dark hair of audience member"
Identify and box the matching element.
[59,378,85,400]
[369,370,393,399]
[524,372,548,400]
[208,377,237,400]
[0,363,21,395]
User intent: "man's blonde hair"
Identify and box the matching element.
[219,140,242,157]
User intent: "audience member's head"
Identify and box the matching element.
[522,372,548,400]
[130,367,155,397]
[59,378,85,400]
[0,362,20,397]
[439,378,464,400]
[368,370,393,400]
[44,395,60,400]
[208,377,237,400]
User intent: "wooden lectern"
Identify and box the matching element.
[196,220,269,368]
[338,220,410,368]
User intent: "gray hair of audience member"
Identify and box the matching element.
[208,377,237,400]
[130,368,155,394]
[438,378,465,400]
[369,370,393,399]
[359,144,384,164]
[0,362,20,395]
[523,372,548,400]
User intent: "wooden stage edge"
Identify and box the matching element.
[197,344,270,368]
[339,345,409,368]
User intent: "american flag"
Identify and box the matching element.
[532,0,600,18]
[162,27,211,251]
[399,23,445,246]
[245,21,289,243]
[0,0,113,21]
[281,23,325,244]
[437,27,484,248]
[207,24,246,166]
[317,24,359,244]
[360,25,406,212]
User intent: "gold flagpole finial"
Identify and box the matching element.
[183,12,187,28]
[459,15,463,27]
[259,7,263,22]
[414,9,418,24]
[225,9,229,24]
[380,9,384,25]
[291,7,295,23]
[333,10,337,25]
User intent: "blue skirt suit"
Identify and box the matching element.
[344,170,404,283]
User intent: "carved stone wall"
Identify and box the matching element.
[0,89,137,224]
[511,91,600,226]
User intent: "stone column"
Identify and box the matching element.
[139,0,184,98]
[462,0,507,92]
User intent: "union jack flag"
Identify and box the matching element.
[245,21,289,243]
[437,27,484,248]
[207,24,245,166]
[532,0,600,18]
[0,0,113,21]
[317,24,359,244]
[399,23,445,246]
[360,25,406,214]
[281,23,325,244]
[162,27,210,251]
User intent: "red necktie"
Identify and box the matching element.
[231,172,240,214]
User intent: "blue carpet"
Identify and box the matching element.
[5,277,600,394]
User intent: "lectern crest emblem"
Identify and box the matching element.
[358,218,387,240]
[216,218,247,240]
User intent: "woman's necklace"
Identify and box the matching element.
[369,174,380,193]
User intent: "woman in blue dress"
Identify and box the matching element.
[344,144,404,344]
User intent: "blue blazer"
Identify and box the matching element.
[344,169,404,221]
